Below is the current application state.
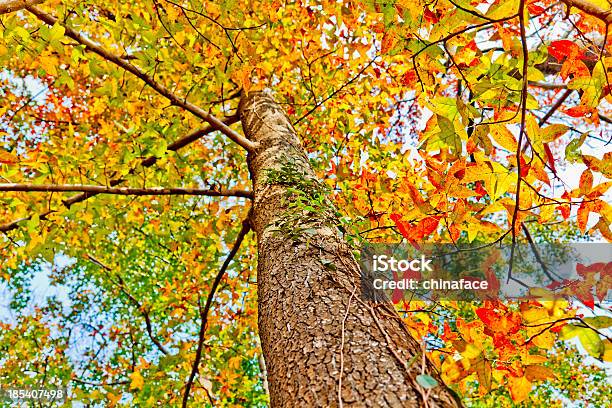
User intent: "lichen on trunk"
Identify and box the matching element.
[240,91,462,407]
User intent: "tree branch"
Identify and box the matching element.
[65,114,240,207]
[26,5,257,152]
[561,0,612,24]
[0,0,42,14]
[182,218,251,408]
[508,0,530,284]
[600,113,612,124]
[86,254,170,356]
[0,183,253,198]
[0,116,241,233]
[539,88,573,126]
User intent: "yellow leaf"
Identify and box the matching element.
[490,124,517,151]
[228,356,242,370]
[129,371,144,391]
[541,124,568,143]
[603,340,612,362]
[522,354,548,365]
[532,330,555,349]
[39,55,58,76]
[508,375,532,403]
[0,149,18,164]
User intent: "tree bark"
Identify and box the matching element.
[240,91,462,407]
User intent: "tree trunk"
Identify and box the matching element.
[239,91,461,408]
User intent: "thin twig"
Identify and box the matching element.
[26,6,256,152]
[508,0,529,284]
[85,254,170,355]
[0,115,240,233]
[182,218,251,408]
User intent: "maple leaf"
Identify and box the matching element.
[508,375,532,403]
[548,40,585,62]
[129,371,144,391]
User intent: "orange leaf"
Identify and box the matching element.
[577,201,589,234]
[579,169,593,195]
[508,375,532,403]
[525,365,555,381]
[0,150,17,164]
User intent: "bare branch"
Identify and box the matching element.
[561,0,612,24]
[0,0,42,14]
[507,0,530,284]
[293,57,377,125]
[26,6,257,152]
[182,218,251,408]
[0,210,53,232]
[529,81,567,90]
[539,88,573,126]
[0,183,253,198]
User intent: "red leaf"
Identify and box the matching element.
[416,216,440,238]
[401,70,417,86]
[485,267,500,295]
[548,40,585,62]
[454,168,466,180]
[449,224,461,242]
[527,3,545,15]
[519,155,530,178]
[576,262,605,277]
[575,286,595,309]
[423,7,439,23]
[576,201,589,233]
[543,143,556,175]
[564,105,591,118]
[475,181,487,199]
[391,271,403,304]
[466,138,477,154]
[475,307,497,327]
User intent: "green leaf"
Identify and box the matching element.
[577,328,603,359]
[583,316,612,329]
[565,133,587,163]
[560,325,603,358]
[48,23,66,42]
[27,213,40,234]
[559,324,580,340]
[416,374,439,389]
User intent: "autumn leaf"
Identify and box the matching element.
[524,365,555,381]
[129,371,144,391]
[579,169,593,195]
[508,375,532,403]
[548,40,585,62]
[0,149,17,164]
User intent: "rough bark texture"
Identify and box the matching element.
[240,91,462,407]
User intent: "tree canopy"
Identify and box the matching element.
[0,0,611,406]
